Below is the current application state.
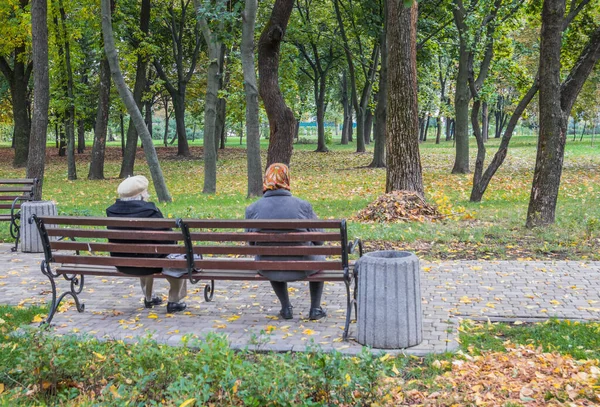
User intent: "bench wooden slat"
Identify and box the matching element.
[51,241,188,254]
[53,254,188,268]
[184,219,343,229]
[53,254,342,271]
[190,245,341,256]
[0,215,12,221]
[189,232,342,242]
[38,216,179,228]
[0,187,34,193]
[51,241,341,256]
[46,228,183,240]
[0,178,37,184]
[0,195,28,201]
[0,204,20,210]
[55,265,347,281]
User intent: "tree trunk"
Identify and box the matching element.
[451,33,470,173]
[163,97,170,147]
[217,98,227,150]
[482,101,489,142]
[9,52,32,168]
[77,119,85,153]
[526,0,565,227]
[119,0,150,178]
[258,0,296,167]
[27,0,49,200]
[356,45,379,153]
[315,75,329,152]
[119,114,124,143]
[340,71,350,145]
[216,45,229,152]
[101,0,171,202]
[172,92,190,156]
[527,6,600,227]
[435,116,442,144]
[58,121,66,156]
[370,21,387,168]
[88,56,111,180]
[58,0,76,180]
[385,0,423,195]
[145,98,153,136]
[470,83,539,202]
[364,108,373,145]
[201,40,221,193]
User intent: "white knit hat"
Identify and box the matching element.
[117,175,149,198]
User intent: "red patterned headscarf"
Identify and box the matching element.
[263,163,291,192]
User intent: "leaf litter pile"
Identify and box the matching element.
[354,190,444,223]
[381,344,600,406]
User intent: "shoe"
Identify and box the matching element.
[144,296,163,308]
[167,302,187,313]
[309,307,327,320]
[279,306,293,320]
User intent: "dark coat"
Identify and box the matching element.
[106,199,167,276]
[244,189,325,282]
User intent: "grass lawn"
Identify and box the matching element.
[1,133,598,260]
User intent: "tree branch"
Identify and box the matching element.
[563,0,591,30]
[560,25,600,114]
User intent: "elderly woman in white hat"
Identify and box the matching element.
[106,175,187,313]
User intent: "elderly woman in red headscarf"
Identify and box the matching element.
[245,163,327,320]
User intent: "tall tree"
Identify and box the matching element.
[27,0,49,200]
[469,0,596,203]
[369,2,387,168]
[450,0,512,174]
[119,0,151,178]
[385,0,423,194]
[88,56,111,180]
[241,0,262,197]
[526,1,600,227]
[0,0,32,167]
[292,0,339,153]
[56,0,77,180]
[259,0,296,166]
[194,0,226,194]
[332,0,380,153]
[101,0,172,202]
[153,0,202,158]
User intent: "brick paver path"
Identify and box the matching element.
[1,244,599,355]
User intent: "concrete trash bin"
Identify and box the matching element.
[356,250,422,349]
[20,201,57,253]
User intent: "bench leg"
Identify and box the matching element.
[9,215,20,252]
[342,275,355,341]
[40,260,85,325]
[204,280,215,302]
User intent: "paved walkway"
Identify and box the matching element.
[0,244,599,355]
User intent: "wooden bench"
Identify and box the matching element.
[0,178,38,251]
[32,215,362,340]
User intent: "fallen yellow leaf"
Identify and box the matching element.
[179,399,196,407]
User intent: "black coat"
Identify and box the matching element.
[106,199,167,276]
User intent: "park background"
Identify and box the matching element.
[0,0,599,405]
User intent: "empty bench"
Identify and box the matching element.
[32,215,362,340]
[0,178,38,251]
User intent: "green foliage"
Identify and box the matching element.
[0,311,392,406]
